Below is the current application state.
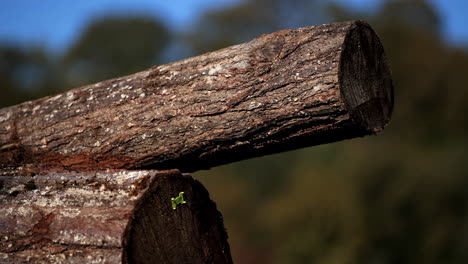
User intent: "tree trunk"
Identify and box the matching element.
[0,20,393,174]
[0,170,232,264]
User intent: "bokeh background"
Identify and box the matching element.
[1,0,468,263]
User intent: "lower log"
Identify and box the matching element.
[0,170,232,264]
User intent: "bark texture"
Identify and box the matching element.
[0,170,232,264]
[0,20,393,173]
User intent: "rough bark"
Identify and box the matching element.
[0,20,393,173]
[0,170,232,264]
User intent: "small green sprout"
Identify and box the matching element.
[171,191,186,210]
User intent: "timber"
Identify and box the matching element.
[0,170,232,263]
[0,20,394,263]
[0,20,393,174]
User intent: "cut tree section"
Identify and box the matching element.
[339,21,393,132]
[0,170,232,264]
[0,20,393,173]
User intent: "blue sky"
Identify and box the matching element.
[0,0,467,53]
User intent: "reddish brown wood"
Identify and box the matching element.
[0,170,232,263]
[0,20,393,174]
[0,21,394,263]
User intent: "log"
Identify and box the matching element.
[0,170,232,263]
[0,20,393,174]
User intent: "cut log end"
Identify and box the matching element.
[339,21,394,133]
[122,171,232,264]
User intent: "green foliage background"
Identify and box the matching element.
[1,0,468,263]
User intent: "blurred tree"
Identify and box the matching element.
[1,15,170,107]
[378,0,440,33]
[63,15,170,86]
[0,44,60,107]
[187,0,327,55]
[194,0,468,263]
[0,44,24,106]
